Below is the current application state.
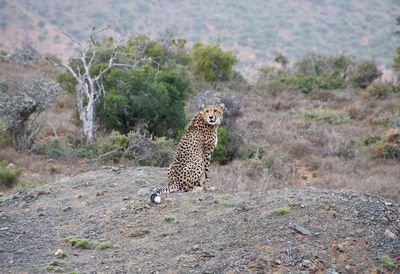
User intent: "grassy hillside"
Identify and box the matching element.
[0,0,399,78]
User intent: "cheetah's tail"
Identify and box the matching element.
[150,186,179,204]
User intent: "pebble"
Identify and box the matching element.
[62,206,72,212]
[0,227,9,231]
[289,223,312,236]
[384,229,397,239]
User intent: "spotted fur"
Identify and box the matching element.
[150,104,225,203]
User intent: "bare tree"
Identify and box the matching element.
[48,25,157,143]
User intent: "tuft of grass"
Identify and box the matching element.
[45,265,64,273]
[0,163,22,187]
[380,256,398,270]
[164,215,176,222]
[215,195,234,207]
[128,229,150,238]
[274,206,292,215]
[64,236,93,249]
[96,240,113,250]
[300,108,352,125]
[49,259,65,266]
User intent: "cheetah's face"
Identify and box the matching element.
[202,104,225,125]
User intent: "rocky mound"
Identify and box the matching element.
[0,167,398,273]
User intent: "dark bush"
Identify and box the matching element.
[347,60,382,88]
[98,65,192,138]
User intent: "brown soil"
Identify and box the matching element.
[0,167,399,273]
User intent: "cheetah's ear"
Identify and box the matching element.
[218,103,225,110]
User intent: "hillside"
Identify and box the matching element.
[0,0,399,78]
[0,167,399,273]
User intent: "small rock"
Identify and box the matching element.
[62,206,72,212]
[384,229,397,239]
[0,192,4,197]
[0,227,9,231]
[122,196,129,201]
[384,202,392,206]
[289,223,312,236]
[54,249,65,257]
[120,207,127,212]
[336,243,345,252]
[111,167,120,172]
[274,259,282,265]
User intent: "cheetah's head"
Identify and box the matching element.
[202,103,225,126]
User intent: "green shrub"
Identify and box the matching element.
[380,255,398,271]
[361,134,382,146]
[98,65,191,138]
[47,139,64,158]
[213,126,229,164]
[279,73,345,94]
[366,81,397,99]
[191,42,238,82]
[347,60,382,88]
[0,161,22,187]
[64,236,93,249]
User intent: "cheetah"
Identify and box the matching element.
[150,103,225,203]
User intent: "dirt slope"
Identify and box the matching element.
[0,167,399,273]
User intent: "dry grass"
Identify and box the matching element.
[207,86,400,201]
[0,148,99,194]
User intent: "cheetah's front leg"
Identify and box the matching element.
[202,152,215,191]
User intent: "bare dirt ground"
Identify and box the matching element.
[0,167,399,273]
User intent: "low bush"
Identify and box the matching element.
[96,130,174,166]
[191,42,238,82]
[0,160,22,187]
[279,73,345,94]
[366,81,398,99]
[346,60,382,88]
[374,128,400,160]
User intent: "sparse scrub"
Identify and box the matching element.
[96,130,174,166]
[366,81,397,99]
[300,108,352,125]
[64,236,93,249]
[246,145,293,186]
[374,128,400,160]
[215,195,234,207]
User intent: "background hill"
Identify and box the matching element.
[0,0,399,78]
